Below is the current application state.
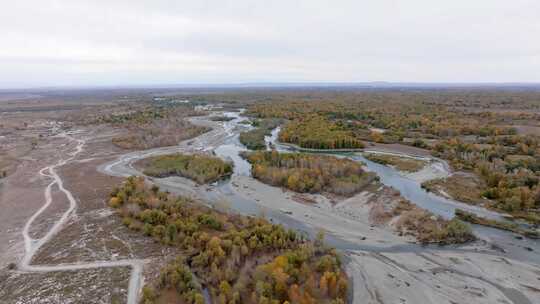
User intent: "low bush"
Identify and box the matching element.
[394,201,475,244]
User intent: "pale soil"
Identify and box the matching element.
[365,142,433,157]
[360,150,451,183]
[0,266,130,304]
[508,125,540,136]
[0,120,178,303]
[404,160,451,183]
[363,152,426,172]
[26,130,180,265]
[347,250,540,304]
[0,119,74,268]
[27,183,70,240]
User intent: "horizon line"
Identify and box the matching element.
[2,81,540,92]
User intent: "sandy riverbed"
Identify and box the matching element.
[230,174,409,247]
[229,171,539,304]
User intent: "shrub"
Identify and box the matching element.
[109,197,121,208]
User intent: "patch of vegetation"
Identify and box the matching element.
[0,153,17,179]
[96,107,168,125]
[110,177,349,304]
[112,119,209,150]
[101,106,210,150]
[243,151,377,196]
[138,153,233,184]
[364,153,425,172]
[279,115,364,150]
[239,119,282,150]
[421,175,487,205]
[432,137,540,220]
[455,209,540,239]
[210,116,235,122]
[393,201,476,244]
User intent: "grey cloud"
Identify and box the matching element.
[0,0,539,88]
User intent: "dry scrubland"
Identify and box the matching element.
[0,91,219,304]
[61,94,213,150]
[0,116,57,179]
[106,107,210,150]
[110,176,349,304]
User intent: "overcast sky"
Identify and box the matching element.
[1,0,539,88]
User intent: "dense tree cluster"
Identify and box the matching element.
[433,135,540,222]
[250,245,348,304]
[96,107,168,125]
[248,100,519,145]
[139,153,233,184]
[279,115,364,150]
[141,258,205,304]
[110,176,349,303]
[243,151,376,196]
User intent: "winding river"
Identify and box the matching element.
[96,109,540,303]
[101,109,540,265]
[212,111,540,263]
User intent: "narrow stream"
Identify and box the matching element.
[350,153,540,261]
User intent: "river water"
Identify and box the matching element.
[210,111,540,263]
[100,110,540,264]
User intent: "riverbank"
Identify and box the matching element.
[231,174,410,247]
[276,141,364,152]
[456,209,540,239]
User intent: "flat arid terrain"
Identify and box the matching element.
[1,87,539,304]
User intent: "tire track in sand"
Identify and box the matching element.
[18,131,144,304]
